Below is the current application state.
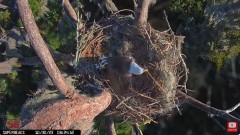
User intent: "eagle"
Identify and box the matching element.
[95,56,148,77]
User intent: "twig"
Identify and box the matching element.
[163,10,174,35]
[129,88,157,101]
[177,91,240,122]
[0,3,8,9]
[116,96,132,108]
[211,117,226,131]
[225,102,240,114]
[163,10,188,93]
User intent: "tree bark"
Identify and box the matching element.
[134,0,151,25]
[21,90,112,131]
[16,0,112,132]
[63,0,78,23]
[16,0,81,100]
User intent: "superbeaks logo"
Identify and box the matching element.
[227,122,238,133]
[5,119,21,130]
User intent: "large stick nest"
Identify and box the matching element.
[74,13,186,123]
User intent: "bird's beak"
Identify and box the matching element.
[143,68,148,72]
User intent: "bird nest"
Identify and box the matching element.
[74,13,187,123]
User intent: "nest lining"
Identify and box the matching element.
[74,13,186,123]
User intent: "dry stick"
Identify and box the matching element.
[16,0,83,100]
[75,0,80,64]
[129,88,157,101]
[225,102,240,114]
[177,91,240,122]
[163,10,188,93]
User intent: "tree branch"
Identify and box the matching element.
[62,0,84,31]
[62,0,77,23]
[16,0,82,99]
[0,58,18,74]
[134,0,151,25]
[21,90,112,131]
[177,91,240,122]
[225,102,240,114]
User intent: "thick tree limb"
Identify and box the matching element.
[177,91,240,122]
[134,0,151,25]
[16,1,112,132]
[16,0,81,99]
[21,90,112,132]
[62,0,85,30]
[62,0,78,23]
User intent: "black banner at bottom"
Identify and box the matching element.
[0,130,81,135]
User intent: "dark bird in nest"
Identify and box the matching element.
[95,56,148,77]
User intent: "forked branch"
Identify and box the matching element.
[177,91,240,122]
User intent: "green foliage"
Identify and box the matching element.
[0,10,11,28]
[177,1,240,70]
[215,0,227,4]
[28,0,49,20]
[46,32,62,50]
[169,0,207,20]
[0,73,18,99]
[17,19,23,28]
[35,0,75,52]
[209,51,226,70]
[5,72,20,98]
[92,115,147,135]
[7,71,18,81]
[31,69,43,83]
[228,45,240,58]
[0,78,8,95]
[115,122,132,135]
[6,111,18,119]
[209,28,240,70]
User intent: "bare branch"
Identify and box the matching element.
[0,3,8,9]
[225,102,240,114]
[0,58,18,74]
[177,91,240,122]
[16,0,81,99]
